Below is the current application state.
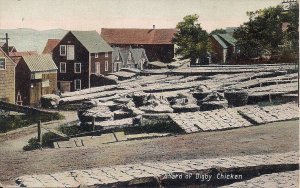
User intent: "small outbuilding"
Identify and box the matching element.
[15,54,58,106]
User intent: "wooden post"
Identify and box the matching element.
[92,117,95,131]
[37,120,42,144]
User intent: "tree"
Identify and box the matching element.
[234,3,299,61]
[210,28,227,35]
[172,14,209,63]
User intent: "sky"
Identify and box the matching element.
[0,0,283,32]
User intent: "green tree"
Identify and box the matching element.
[210,28,227,35]
[172,14,210,63]
[234,3,299,61]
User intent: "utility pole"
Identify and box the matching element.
[0,33,10,55]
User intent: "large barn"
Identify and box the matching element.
[101,27,177,63]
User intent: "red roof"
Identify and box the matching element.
[9,51,38,57]
[42,39,61,54]
[101,28,177,45]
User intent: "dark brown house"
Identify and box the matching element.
[101,27,176,63]
[52,31,113,92]
[15,54,58,106]
[0,48,16,104]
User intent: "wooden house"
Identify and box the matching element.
[15,54,58,106]
[42,39,61,54]
[112,47,124,72]
[52,31,113,92]
[101,27,176,63]
[114,47,148,71]
[0,48,16,104]
[210,33,237,64]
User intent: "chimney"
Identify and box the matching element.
[5,33,9,55]
[153,25,155,29]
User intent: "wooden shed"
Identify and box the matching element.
[15,54,58,106]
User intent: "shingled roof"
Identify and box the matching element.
[218,34,237,46]
[70,31,113,53]
[9,51,38,57]
[22,54,58,73]
[212,35,228,49]
[42,39,60,54]
[101,28,177,45]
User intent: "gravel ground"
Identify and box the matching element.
[0,119,298,185]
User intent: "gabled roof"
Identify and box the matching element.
[119,48,130,62]
[212,34,228,49]
[70,31,113,53]
[9,51,38,57]
[112,47,124,62]
[0,42,17,53]
[131,48,148,64]
[218,34,237,46]
[0,48,17,66]
[0,42,5,47]
[115,47,148,64]
[42,39,60,54]
[101,28,177,45]
[22,54,58,72]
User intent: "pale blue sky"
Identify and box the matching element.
[0,0,283,32]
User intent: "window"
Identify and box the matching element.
[42,80,50,88]
[74,63,81,73]
[74,79,81,90]
[95,53,98,58]
[95,62,100,74]
[60,62,66,73]
[105,61,108,71]
[105,52,108,57]
[60,45,66,56]
[0,58,5,69]
[67,45,75,60]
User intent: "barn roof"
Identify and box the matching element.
[22,54,58,72]
[42,39,60,54]
[212,35,228,49]
[70,31,113,53]
[101,28,177,45]
[218,34,237,46]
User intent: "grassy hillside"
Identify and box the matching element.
[0,28,67,53]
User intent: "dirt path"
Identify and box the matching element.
[0,120,298,185]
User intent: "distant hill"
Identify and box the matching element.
[0,28,67,53]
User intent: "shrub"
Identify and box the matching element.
[23,137,41,151]
[0,113,64,133]
[42,132,62,147]
[59,124,92,136]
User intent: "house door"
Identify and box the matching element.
[30,82,42,106]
